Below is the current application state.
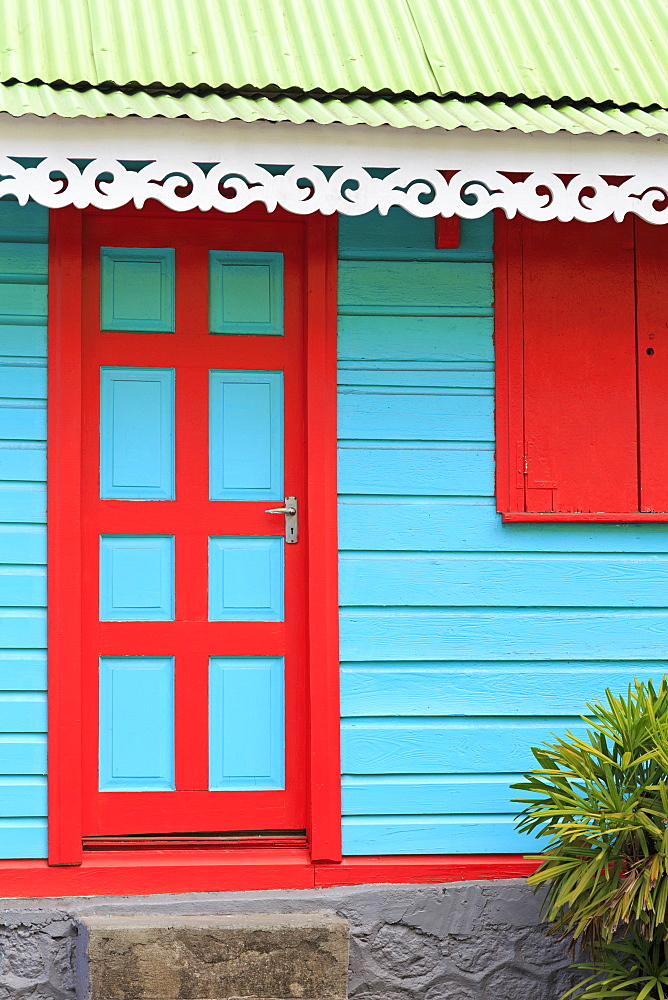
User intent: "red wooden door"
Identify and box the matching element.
[80,210,308,838]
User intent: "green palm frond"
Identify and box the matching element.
[513,677,668,999]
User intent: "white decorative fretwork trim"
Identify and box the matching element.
[3,116,668,222]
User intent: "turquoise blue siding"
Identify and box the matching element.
[99,656,175,791]
[209,656,285,789]
[208,536,284,621]
[100,247,175,333]
[209,370,283,500]
[100,366,175,499]
[99,535,175,621]
[209,251,284,336]
[0,201,47,858]
[6,198,666,861]
[338,210,665,856]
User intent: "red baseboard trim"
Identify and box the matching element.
[0,851,315,898]
[0,854,539,899]
[314,855,540,887]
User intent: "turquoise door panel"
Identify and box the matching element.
[100,247,175,332]
[99,656,174,791]
[100,367,175,499]
[209,656,284,790]
[209,251,283,336]
[100,536,175,621]
[209,370,283,500]
[209,536,284,621]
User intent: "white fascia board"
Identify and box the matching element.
[1,113,668,222]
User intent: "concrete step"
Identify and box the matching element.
[75,912,349,1000]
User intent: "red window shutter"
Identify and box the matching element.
[635,219,668,512]
[496,216,639,516]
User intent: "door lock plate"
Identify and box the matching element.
[265,496,298,543]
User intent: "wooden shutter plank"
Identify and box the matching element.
[522,218,638,513]
[635,219,668,512]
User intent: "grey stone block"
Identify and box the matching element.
[0,881,575,1000]
[75,912,349,1000]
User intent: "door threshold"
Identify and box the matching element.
[83,832,308,852]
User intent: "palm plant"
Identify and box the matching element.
[513,677,668,1000]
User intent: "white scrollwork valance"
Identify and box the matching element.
[3,116,668,222]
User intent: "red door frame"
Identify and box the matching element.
[47,205,342,866]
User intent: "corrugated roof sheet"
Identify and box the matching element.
[0,0,438,97]
[4,83,668,137]
[1,0,668,108]
[409,0,668,106]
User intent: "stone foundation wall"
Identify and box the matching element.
[0,879,577,1000]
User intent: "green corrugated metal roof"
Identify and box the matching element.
[1,1,668,137]
[4,82,668,137]
[2,0,668,108]
[408,0,668,106]
[0,0,438,97]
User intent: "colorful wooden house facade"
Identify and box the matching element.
[1,0,668,897]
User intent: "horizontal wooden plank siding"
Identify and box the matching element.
[337,209,668,855]
[340,553,668,607]
[0,202,48,858]
[340,663,662,715]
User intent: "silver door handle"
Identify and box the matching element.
[265,496,298,543]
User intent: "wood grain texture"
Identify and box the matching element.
[341,718,586,774]
[0,776,46,816]
[342,776,519,815]
[339,552,668,607]
[340,609,668,661]
[0,566,45,606]
[338,366,494,389]
[0,735,46,774]
[338,499,668,552]
[337,210,668,858]
[0,694,47,732]
[338,445,493,496]
[0,485,46,523]
[0,653,46,691]
[338,315,493,363]
[0,283,47,321]
[339,262,493,311]
[340,663,662,715]
[341,816,528,855]
[338,388,493,442]
[0,819,47,859]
